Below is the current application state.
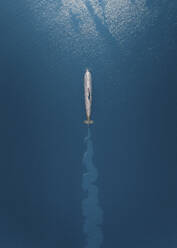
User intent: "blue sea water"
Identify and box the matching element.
[0,1,177,247]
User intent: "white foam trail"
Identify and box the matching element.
[82,128,103,248]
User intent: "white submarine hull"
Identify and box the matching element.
[84,69,93,125]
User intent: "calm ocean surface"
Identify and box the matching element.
[0,1,177,247]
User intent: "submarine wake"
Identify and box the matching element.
[82,128,103,248]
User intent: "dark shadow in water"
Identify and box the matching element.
[82,128,103,248]
[85,1,118,51]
